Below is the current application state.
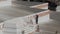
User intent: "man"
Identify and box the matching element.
[47,0,58,19]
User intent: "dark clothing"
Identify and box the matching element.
[36,15,38,24]
[48,1,57,11]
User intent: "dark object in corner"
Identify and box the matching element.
[48,1,57,11]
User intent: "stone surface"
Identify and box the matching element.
[0,0,46,23]
[0,0,60,34]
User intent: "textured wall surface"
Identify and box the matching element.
[50,12,60,21]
